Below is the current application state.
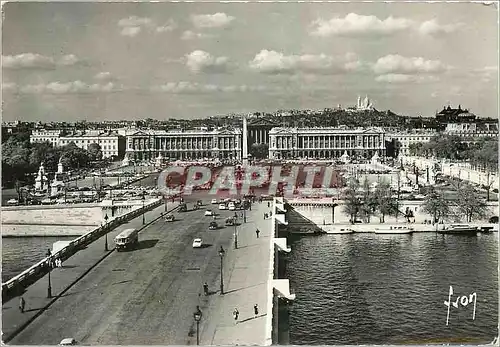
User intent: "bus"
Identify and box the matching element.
[114,228,139,251]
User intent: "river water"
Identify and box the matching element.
[2,236,76,282]
[286,232,498,345]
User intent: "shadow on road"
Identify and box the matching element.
[198,243,213,249]
[24,307,44,313]
[236,244,260,250]
[124,239,159,251]
[224,282,266,295]
[238,313,267,323]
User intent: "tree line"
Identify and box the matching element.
[2,132,104,188]
[408,135,498,171]
[342,176,489,224]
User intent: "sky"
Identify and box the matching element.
[2,1,498,122]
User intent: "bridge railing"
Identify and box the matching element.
[1,197,165,303]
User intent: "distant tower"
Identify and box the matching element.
[57,156,64,174]
[242,114,249,166]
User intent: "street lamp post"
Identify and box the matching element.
[234,223,238,249]
[142,191,146,225]
[46,249,52,298]
[104,213,109,251]
[193,306,202,345]
[243,206,247,223]
[219,246,225,295]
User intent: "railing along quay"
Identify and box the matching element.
[1,198,169,303]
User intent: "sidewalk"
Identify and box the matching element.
[197,202,273,346]
[2,201,178,343]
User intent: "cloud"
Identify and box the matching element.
[94,72,112,80]
[310,13,460,37]
[472,66,498,82]
[118,16,176,36]
[418,19,462,36]
[156,19,177,33]
[12,81,117,94]
[310,13,414,37]
[2,82,18,92]
[118,16,153,27]
[372,54,449,75]
[249,50,362,75]
[151,82,269,94]
[375,74,439,83]
[3,53,80,69]
[190,13,235,29]
[181,30,214,40]
[185,50,229,73]
[120,26,141,37]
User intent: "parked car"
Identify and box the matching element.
[228,202,236,211]
[192,238,203,248]
[218,203,227,210]
[6,199,19,206]
[211,199,218,204]
[59,338,78,346]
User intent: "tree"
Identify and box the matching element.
[422,187,450,226]
[88,143,103,161]
[249,143,269,159]
[343,177,361,224]
[60,142,90,170]
[455,183,488,223]
[374,180,396,223]
[359,177,376,223]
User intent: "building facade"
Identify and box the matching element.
[30,130,125,159]
[444,122,498,144]
[30,129,63,147]
[124,128,242,162]
[268,127,386,160]
[247,117,279,146]
[387,131,437,156]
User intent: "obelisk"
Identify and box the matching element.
[242,114,249,166]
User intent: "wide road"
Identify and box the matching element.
[10,196,241,345]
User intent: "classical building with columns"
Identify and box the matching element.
[247,117,279,146]
[268,127,386,160]
[125,128,242,162]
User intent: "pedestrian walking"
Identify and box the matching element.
[254,304,259,316]
[267,202,270,208]
[233,308,239,321]
[203,282,209,296]
[255,229,260,238]
[264,213,267,219]
[19,297,25,313]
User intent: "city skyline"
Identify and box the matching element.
[2,2,498,122]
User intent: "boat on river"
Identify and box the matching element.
[322,226,354,234]
[438,224,479,235]
[375,225,414,234]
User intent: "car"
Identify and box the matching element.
[211,199,218,204]
[209,221,218,230]
[228,202,236,211]
[6,199,19,206]
[218,203,227,210]
[59,338,78,346]
[192,238,203,248]
[164,214,175,222]
[204,210,214,216]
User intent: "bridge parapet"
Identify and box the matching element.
[1,198,169,303]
